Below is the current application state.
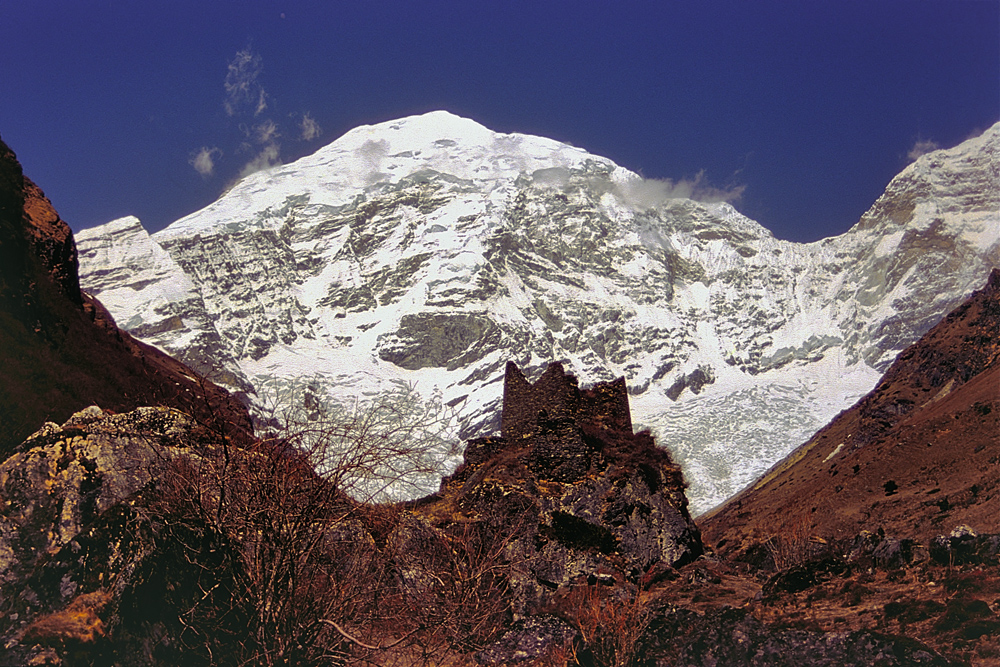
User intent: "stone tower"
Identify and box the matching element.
[500,361,632,442]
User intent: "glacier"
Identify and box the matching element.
[76,111,1000,514]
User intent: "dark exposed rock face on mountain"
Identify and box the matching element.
[0,136,252,457]
[420,361,703,617]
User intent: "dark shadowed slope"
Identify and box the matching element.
[0,136,252,456]
[702,269,1000,555]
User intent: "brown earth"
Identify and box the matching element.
[682,268,1000,666]
[641,548,1000,666]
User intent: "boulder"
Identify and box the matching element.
[0,406,250,666]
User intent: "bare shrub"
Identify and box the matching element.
[319,508,525,666]
[263,382,461,503]
[136,382,520,665]
[551,584,652,667]
[417,517,521,652]
[757,517,823,572]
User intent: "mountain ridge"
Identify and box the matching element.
[76,112,1000,512]
[0,134,252,456]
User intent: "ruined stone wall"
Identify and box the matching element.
[438,361,703,618]
[500,361,631,442]
[580,376,632,434]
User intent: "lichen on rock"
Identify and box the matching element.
[0,406,205,589]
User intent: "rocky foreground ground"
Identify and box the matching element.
[1,354,996,665]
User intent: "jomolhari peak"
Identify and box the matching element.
[1,126,999,666]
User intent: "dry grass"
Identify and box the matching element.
[21,591,111,647]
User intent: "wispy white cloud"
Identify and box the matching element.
[254,119,280,145]
[300,113,322,141]
[206,50,324,185]
[237,144,282,179]
[355,139,389,183]
[224,48,268,117]
[618,171,745,209]
[195,48,289,185]
[907,138,940,162]
[190,146,221,177]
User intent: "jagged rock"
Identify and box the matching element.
[870,537,917,569]
[665,365,715,401]
[847,530,920,570]
[420,361,702,615]
[377,312,502,370]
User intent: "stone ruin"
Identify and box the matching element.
[501,361,632,438]
[439,360,703,616]
[499,361,633,483]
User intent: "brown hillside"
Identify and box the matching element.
[0,135,252,456]
[701,269,1000,555]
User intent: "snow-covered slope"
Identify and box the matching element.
[77,111,1000,513]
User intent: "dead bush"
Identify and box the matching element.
[549,584,652,667]
[134,382,522,665]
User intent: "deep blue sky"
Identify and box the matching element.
[1,1,997,242]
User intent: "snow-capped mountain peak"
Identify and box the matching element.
[158,110,617,242]
[77,115,1000,513]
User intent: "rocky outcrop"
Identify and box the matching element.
[0,407,205,592]
[0,404,368,667]
[20,176,82,306]
[0,380,699,666]
[0,406,242,666]
[638,605,957,667]
[419,362,702,617]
